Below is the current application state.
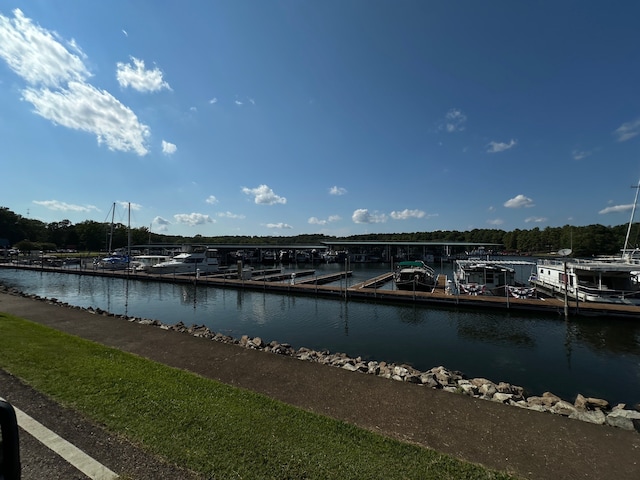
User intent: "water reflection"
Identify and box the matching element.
[1,268,639,406]
[456,314,536,348]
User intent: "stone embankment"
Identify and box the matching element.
[4,286,640,433]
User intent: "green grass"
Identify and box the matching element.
[0,313,515,479]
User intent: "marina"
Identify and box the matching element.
[2,260,640,318]
[1,261,639,409]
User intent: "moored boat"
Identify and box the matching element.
[150,246,220,275]
[453,259,536,297]
[131,254,171,272]
[393,260,436,291]
[532,257,640,305]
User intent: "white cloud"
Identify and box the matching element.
[525,216,547,223]
[217,211,245,219]
[599,204,634,214]
[572,149,591,160]
[209,97,218,104]
[0,9,151,156]
[329,186,347,196]
[440,108,467,133]
[116,56,171,93]
[614,118,640,142]
[33,200,98,212]
[117,201,142,211]
[352,209,387,224]
[162,140,177,155]
[152,216,170,231]
[487,218,504,226]
[265,223,292,229]
[0,9,90,88]
[487,139,517,153]
[242,185,287,205]
[235,100,243,106]
[205,195,218,205]
[23,82,150,155]
[173,213,215,226]
[504,194,535,208]
[390,209,426,220]
[308,215,340,225]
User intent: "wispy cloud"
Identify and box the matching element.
[599,204,634,214]
[33,200,98,212]
[504,194,535,208]
[487,218,504,226]
[525,216,547,223]
[265,222,292,229]
[242,185,287,205]
[440,108,467,133]
[487,139,517,153]
[205,195,218,205]
[352,209,387,224]
[613,118,640,142]
[308,215,341,225]
[173,213,215,226]
[389,209,426,220]
[217,211,245,219]
[572,149,591,160]
[0,9,150,155]
[117,201,142,211]
[329,186,347,196]
[116,56,171,93]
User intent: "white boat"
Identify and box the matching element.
[453,260,536,297]
[532,257,640,305]
[150,246,220,275]
[394,260,436,291]
[131,254,171,272]
[531,179,640,305]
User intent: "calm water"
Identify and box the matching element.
[1,263,639,406]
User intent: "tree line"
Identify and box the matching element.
[1,206,637,257]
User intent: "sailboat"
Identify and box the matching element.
[95,202,131,270]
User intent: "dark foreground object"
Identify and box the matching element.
[1,292,639,480]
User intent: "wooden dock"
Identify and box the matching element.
[1,263,639,319]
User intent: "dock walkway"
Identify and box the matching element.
[1,263,639,318]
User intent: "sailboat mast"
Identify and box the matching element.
[108,202,115,253]
[128,202,131,259]
[623,179,640,257]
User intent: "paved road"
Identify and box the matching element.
[1,290,640,479]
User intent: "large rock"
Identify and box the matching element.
[606,409,640,432]
[569,409,606,425]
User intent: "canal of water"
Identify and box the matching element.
[1,262,639,407]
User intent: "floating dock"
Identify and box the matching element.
[1,263,639,319]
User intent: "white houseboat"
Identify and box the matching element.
[532,257,640,305]
[453,259,536,297]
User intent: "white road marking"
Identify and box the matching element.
[14,406,119,480]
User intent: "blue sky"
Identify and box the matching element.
[2,1,640,237]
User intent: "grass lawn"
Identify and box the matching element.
[0,313,515,479]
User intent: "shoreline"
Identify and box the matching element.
[2,284,639,433]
